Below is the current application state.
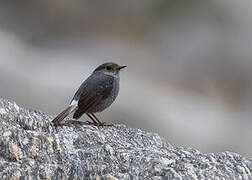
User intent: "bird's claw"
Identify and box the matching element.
[85,121,113,127]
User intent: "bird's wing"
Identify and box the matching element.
[73,74,114,119]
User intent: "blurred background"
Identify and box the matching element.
[0,0,252,156]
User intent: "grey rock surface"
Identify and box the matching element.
[0,98,251,179]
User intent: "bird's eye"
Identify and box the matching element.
[106,66,112,71]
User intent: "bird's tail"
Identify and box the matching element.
[52,105,77,124]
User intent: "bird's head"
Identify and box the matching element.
[93,62,126,76]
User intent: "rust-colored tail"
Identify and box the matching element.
[52,106,76,124]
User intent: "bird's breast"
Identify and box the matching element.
[88,77,120,113]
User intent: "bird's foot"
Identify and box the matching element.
[85,121,113,127]
[98,122,113,127]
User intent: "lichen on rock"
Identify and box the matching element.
[0,98,251,179]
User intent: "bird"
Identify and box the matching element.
[52,62,126,126]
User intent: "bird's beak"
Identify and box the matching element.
[118,65,127,70]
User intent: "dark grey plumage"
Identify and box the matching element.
[52,62,126,126]
[72,72,119,119]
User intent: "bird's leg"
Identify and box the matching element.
[86,113,99,125]
[90,113,113,126]
[90,113,102,124]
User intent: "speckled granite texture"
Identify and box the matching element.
[0,98,251,179]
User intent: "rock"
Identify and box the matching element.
[0,98,251,179]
